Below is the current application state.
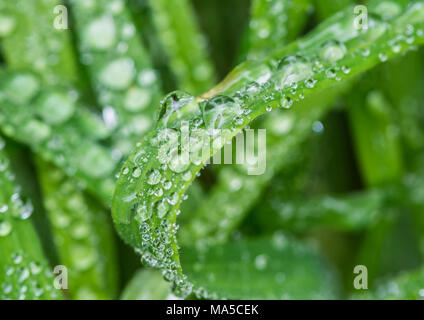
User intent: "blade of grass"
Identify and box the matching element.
[0,1,119,298]
[147,0,216,94]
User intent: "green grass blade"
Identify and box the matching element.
[0,1,120,299]
[147,0,216,94]
[0,137,61,300]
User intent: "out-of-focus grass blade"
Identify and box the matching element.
[147,0,216,94]
[68,0,163,158]
[0,0,79,86]
[0,137,61,300]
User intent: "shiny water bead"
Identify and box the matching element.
[254,254,268,270]
[280,96,293,109]
[78,143,115,178]
[23,120,51,143]
[156,200,170,218]
[35,90,75,124]
[320,40,347,62]
[147,169,161,185]
[124,87,151,111]
[201,95,242,129]
[182,170,192,181]
[83,16,116,50]
[158,91,199,128]
[0,14,15,36]
[0,220,12,236]
[99,58,135,90]
[4,73,40,105]
[373,1,402,21]
[275,55,312,89]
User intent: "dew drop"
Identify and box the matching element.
[147,169,161,185]
[36,91,75,124]
[0,220,12,237]
[83,16,116,50]
[0,14,15,36]
[254,254,268,270]
[320,40,347,62]
[99,58,135,90]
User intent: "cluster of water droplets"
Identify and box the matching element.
[0,71,118,201]
[1,251,58,300]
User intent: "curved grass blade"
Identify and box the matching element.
[112,2,424,298]
[147,0,216,94]
[0,137,61,300]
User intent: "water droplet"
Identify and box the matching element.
[167,192,179,205]
[373,1,402,21]
[182,170,192,181]
[124,87,151,111]
[280,96,293,109]
[158,91,199,128]
[305,78,317,88]
[4,73,40,105]
[378,53,388,62]
[320,40,347,62]
[99,58,135,90]
[156,201,169,218]
[83,16,116,50]
[78,144,115,178]
[275,55,312,89]
[0,14,15,36]
[201,95,241,129]
[147,169,161,185]
[132,167,142,178]
[254,254,268,270]
[0,220,12,237]
[36,91,75,124]
[23,120,51,143]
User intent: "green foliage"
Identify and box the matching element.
[1,0,424,300]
